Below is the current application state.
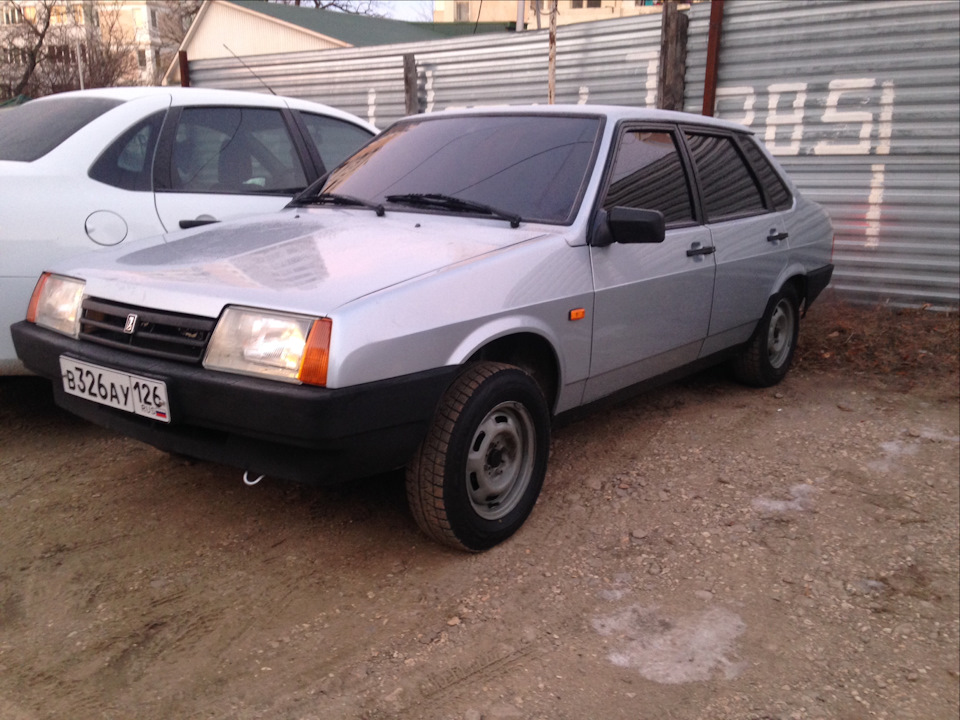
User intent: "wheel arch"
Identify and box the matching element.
[773,265,811,309]
[462,330,562,413]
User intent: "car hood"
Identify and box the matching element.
[50,209,551,318]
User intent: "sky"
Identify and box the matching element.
[379,1,435,22]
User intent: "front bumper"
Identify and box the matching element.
[12,321,456,484]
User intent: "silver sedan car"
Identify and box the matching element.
[13,106,833,551]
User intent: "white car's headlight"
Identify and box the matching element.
[204,307,332,386]
[27,273,85,338]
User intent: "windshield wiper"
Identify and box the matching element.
[289,192,384,216]
[385,193,521,228]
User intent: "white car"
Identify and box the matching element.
[0,86,376,373]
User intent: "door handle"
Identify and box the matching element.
[686,244,716,257]
[766,231,789,242]
[179,218,220,229]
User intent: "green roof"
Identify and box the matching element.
[410,21,517,37]
[224,1,508,47]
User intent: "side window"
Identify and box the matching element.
[740,137,793,210]
[602,130,695,225]
[88,111,164,191]
[168,107,307,194]
[298,113,374,171]
[684,132,766,221]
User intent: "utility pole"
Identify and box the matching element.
[75,39,84,90]
[547,0,557,104]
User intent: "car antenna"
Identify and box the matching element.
[222,44,277,95]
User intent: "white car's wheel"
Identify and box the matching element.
[406,362,550,552]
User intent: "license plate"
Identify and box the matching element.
[59,357,171,423]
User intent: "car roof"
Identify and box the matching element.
[409,104,753,134]
[31,86,377,131]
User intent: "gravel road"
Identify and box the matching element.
[1,303,957,720]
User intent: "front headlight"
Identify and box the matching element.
[27,273,85,338]
[204,306,332,386]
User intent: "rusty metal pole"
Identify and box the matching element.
[548,0,557,104]
[178,50,190,88]
[701,0,724,116]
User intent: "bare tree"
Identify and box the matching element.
[0,0,55,98]
[81,4,139,90]
[151,0,203,83]
[1,0,142,99]
[269,0,387,17]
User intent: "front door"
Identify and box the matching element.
[585,127,715,404]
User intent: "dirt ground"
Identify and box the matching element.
[1,296,958,720]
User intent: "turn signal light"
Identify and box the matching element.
[26,273,50,323]
[298,318,332,386]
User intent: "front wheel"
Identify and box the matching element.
[732,284,800,387]
[406,362,550,552]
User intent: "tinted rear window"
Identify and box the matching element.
[684,132,767,221]
[0,97,122,161]
[740,137,793,210]
[88,111,165,191]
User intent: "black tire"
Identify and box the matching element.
[732,284,800,387]
[406,362,550,552]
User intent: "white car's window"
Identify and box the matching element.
[602,130,695,226]
[168,107,307,194]
[321,114,602,225]
[88,111,165,191]
[684,132,767,221]
[0,96,122,161]
[298,112,374,171]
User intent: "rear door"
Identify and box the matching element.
[681,129,791,356]
[584,125,715,403]
[153,104,313,232]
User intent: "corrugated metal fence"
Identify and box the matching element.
[686,0,960,308]
[187,1,960,308]
[188,15,665,127]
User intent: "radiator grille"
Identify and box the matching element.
[80,298,215,363]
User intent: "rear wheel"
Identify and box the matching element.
[406,362,550,552]
[732,284,800,387]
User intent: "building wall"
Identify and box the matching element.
[433,0,670,26]
[0,0,173,91]
[102,0,163,83]
[182,0,346,62]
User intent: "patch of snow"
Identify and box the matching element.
[752,483,816,514]
[591,605,745,684]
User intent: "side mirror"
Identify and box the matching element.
[608,207,665,245]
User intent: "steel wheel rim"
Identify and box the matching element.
[465,401,536,521]
[767,298,795,369]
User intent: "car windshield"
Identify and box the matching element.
[0,96,123,162]
[318,113,603,224]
